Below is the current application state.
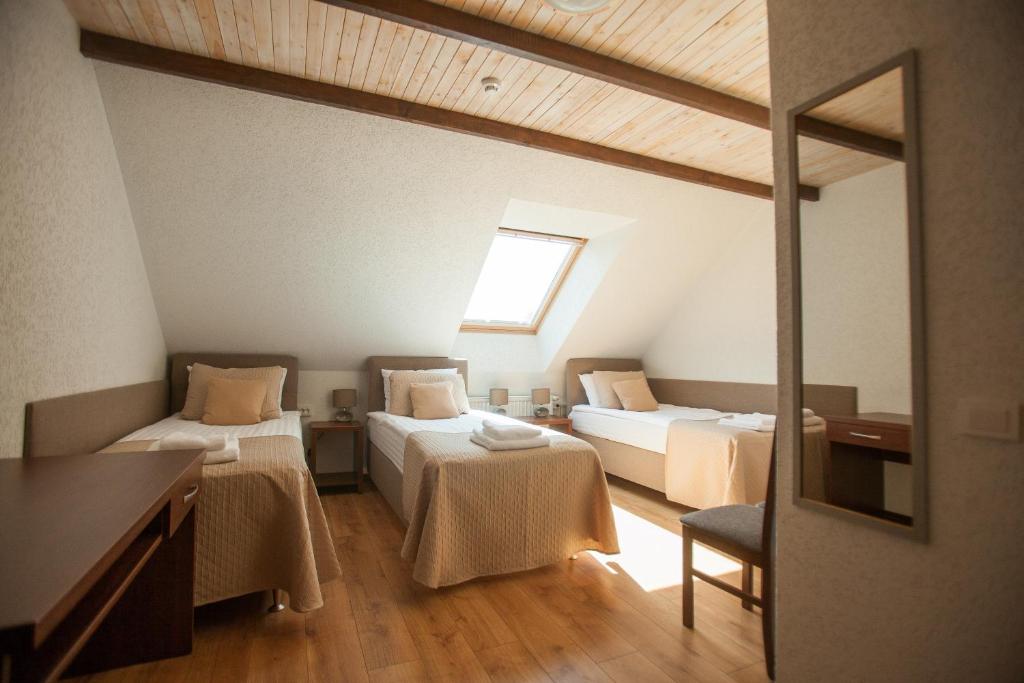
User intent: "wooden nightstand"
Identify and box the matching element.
[308,420,364,492]
[518,415,574,434]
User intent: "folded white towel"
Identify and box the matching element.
[148,432,239,465]
[471,429,550,451]
[155,432,209,451]
[482,419,543,441]
[203,437,240,465]
[718,415,826,431]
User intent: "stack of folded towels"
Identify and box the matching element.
[470,419,551,451]
[718,408,825,432]
[147,432,240,465]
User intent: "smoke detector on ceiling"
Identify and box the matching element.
[481,77,501,94]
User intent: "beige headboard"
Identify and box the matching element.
[565,358,857,416]
[169,353,299,412]
[366,356,468,413]
[23,380,170,458]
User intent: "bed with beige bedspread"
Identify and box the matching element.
[103,434,341,611]
[400,431,620,588]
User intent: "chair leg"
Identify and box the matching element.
[742,562,754,611]
[682,526,694,628]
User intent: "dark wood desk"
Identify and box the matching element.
[824,413,912,525]
[0,449,205,682]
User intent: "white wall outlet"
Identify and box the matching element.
[299,407,312,418]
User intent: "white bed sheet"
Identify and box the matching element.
[569,404,731,454]
[119,411,303,442]
[367,409,559,474]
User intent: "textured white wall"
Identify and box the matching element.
[802,162,911,413]
[94,63,772,406]
[643,202,777,384]
[0,0,166,458]
[770,1,1024,680]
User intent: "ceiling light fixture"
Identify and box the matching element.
[481,76,501,93]
[542,0,613,14]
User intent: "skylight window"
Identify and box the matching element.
[462,228,586,333]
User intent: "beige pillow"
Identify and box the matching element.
[592,370,647,409]
[202,377,267,425]
[409,382,460,420]
[388,371,471,416]
[182,363,286,421]
[612,378,658,412]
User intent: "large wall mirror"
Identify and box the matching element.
[789,51,927,540]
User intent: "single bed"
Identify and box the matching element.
[23,353,341,612]
[364,356,619,588]
[565,358,855,508]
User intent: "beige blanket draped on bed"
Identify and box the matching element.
[664,422,775,509]
[401,431,620,588]
[104,435,341,611]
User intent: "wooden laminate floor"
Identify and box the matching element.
[77,477,769,683]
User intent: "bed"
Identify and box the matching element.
[365,356,619,588]
[23,353,341,612]
[565,358,855,508]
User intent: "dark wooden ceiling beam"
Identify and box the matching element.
[79,31,819,202]
[325,0,903,161]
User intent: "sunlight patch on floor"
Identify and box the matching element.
[588,505,741,592]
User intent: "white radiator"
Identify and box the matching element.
[469,395,536,418]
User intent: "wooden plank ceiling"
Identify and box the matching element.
[65,0,888,196]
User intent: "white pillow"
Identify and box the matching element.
[579,374,602,407]
[382,367,456,411]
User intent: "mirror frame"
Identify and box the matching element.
[786,50,928,541]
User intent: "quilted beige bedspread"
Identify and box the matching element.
[103,435,341,611]
[664,421,775,509]
[401,432,620,588]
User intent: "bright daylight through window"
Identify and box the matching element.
[462,228,585,333]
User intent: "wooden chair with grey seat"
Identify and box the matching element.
[681,437,776,679]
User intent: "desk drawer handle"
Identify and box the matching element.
[183,484,199,504]
[849,431,882,441]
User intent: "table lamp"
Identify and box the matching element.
[489,388,509,415]
[333,389,357,422]
[531,388,551,418]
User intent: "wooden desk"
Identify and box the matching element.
[308,420,364,492]
[0,449,205,682]
[824,413,912,525]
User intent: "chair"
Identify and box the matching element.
[680,437,775,679]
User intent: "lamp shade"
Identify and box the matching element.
[333,388,357,408]
[531,388,551,405]
[489,388,509,406]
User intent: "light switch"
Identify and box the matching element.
[956,398,1020,441]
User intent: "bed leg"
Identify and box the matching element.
[570,554,579,560]
[267,589,285,613]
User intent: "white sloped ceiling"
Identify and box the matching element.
[95,62,772,377]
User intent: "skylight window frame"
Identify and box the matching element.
[461,227,587,335]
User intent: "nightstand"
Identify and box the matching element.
[308,421,364,492]
[518,415,574,435]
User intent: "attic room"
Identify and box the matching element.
[1,1,1021,682]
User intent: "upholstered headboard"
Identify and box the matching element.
[169,353,299,412]
[366,356,469,413]
[23,380,170,458]
[565,358,857,416]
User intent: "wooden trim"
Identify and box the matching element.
[79,30,819,202]
[460,228,585,335]
[325,0,900,161]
